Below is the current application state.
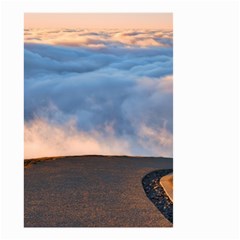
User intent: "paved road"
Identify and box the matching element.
[24,156,173,227]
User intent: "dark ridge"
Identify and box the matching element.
[142,169,173,224]
[24,154,173,161]
[24,155,173,167]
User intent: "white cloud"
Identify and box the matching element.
[24,119,131,159]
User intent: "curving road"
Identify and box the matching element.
[24,156,173,227]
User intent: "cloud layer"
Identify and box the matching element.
[24,28,173,48]
[24,28,173,158]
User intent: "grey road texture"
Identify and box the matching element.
[24,155,173,227]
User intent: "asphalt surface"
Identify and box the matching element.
[24,155,173,227]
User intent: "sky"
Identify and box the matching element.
[24,13,173,159]
[24,13,172,29]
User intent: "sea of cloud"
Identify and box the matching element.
[24,28,173,158]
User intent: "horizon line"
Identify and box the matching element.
[24,154,173,161]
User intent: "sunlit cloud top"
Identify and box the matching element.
[24,28,173,48]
